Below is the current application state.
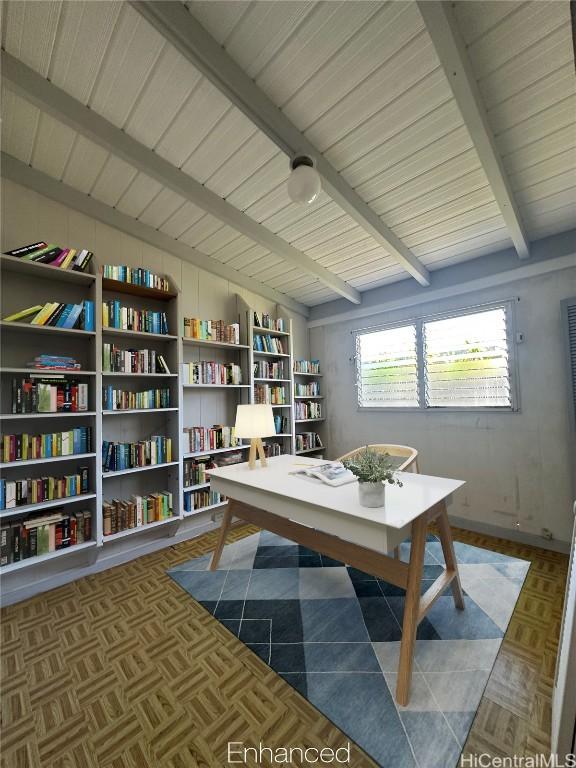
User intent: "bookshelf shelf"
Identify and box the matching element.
[182,337,250,350]
[252,350,290,358]
[184,445,248,459]
[296,447,324,455]
[254,377,291,382]
[102,372,177,378]
[101,277,177,301]
[271,404,291,408]
[0,540,98,574]
[0,368,97,376]
[271,433,292,437]
[102,327,178,341]
[184,500,227,518]
[0,321,96,338]
[294,371,323,377]
[252,327,290,338]
[0,253,95,284]
[183,384,250,389]
[0,494,98,521]
[102,461,179,478]
[102,515,179,543]
[0,452,96,470]
[295,418,326,423]
[102,408,179,416]
[183,482,210,492]
[0,411,97,420]
[295,395,324,399]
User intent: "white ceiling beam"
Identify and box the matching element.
[130,1,431,287]
[1,153,309,317]
[1,52,359,305]
[417,1,530,259]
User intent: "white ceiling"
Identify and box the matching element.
[2,0,574,307]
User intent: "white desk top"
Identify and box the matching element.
[208,455,464,530]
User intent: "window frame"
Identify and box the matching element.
[353,299,520,413]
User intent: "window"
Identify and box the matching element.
[355,303,517,411]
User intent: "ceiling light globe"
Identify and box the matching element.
[287,164,321,205]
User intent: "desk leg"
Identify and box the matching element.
[436,502,465,610]
[209,502,233,571]
[396,514,427,706]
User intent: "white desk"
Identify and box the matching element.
[208,455,466,705]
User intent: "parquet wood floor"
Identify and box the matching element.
[0,524,568,768]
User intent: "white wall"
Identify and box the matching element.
[311,266,576,546]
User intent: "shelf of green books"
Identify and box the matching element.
[102,408,179,416]
[102,461,179,479]
[0,368,97,376]
[102,327,178,341]
[102,515,179,543]
[184,445,248,459]
[0,452,96,470]
[0,254,95,284]
[183,384,250,389]
[184,500,227,518]
[102,372,177,378]
[0,494,97,521]
[182,337,250,350]
[0,412,97,420]
[0,539,98,574]
[0,321,96,338]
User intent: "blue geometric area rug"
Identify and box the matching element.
[168,531,530,768]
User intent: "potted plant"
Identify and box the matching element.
[343,447,403,508]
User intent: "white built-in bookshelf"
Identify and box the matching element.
[293,360,325,457]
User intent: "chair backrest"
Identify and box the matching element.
[338,444,419,473]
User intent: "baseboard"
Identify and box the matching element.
[448,514,571,554]
[0,514,221,607]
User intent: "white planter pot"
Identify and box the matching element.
[358,481,385,508]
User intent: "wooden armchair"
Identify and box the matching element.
[338,444,419,473]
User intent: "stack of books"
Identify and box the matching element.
[295,382,321,397]
[4,242,93,272]
[253,335,286,354]
[10,376,89,413]
[274,415,290,434]
[1,427,93,463]
[102,386,170,411]
[102,302,168,335]
[0,467,89,510]
[263,442,282,458]
[183,425,238,453]
[295,433,323,453]
[182,361,242,386]
[253,361,287,379]
[253,312,285,331]
[102,344,170,374]
[254,384,287,405]
[0,508,92,566]
[183,488,223,513]
[183,318,240,344]
[183,458,213,487]
[102,265,170,291]
[3,300,95,331]
[294,360,321,374]
[102,436,172,472]
[27,355,82,371]
[102,491,173,536]
[295,401,322,420]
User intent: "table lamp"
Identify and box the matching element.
[235,404,276,469]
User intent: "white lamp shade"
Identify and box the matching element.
[287,164,321,205]
[235,404,276,439]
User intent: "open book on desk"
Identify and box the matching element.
[290,461,356,487]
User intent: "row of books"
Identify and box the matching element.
[1,427,93,463]
[102,302,169,335]
[102,344,171,374]
[4,241,93,272]
[183,426,238,454]
[184,488,224,513]
[102,492,173,536]
[295,433,324,453]
[253,312,286,331]
[294,360,321,374]
[102,436,172,473]
[0,509,93,567]
[253,334,286,355]
[295,402,323,420]
[102,265,170,291]
[263,442,282,458]
[274,415,290,435]
[183,318,240,344]
[10,376,89,414]
[182,362,242,386]
[26,355,83,371]
[102,386,171,411]
[183,458,214,487]
[295,382,321,397]
[254,384,287,405]
[0,467,89,510]
[253,361,287,379]
[3,300,95,331]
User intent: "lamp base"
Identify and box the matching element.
[248,438,268,470]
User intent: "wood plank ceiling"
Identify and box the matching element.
[1,0,574,307]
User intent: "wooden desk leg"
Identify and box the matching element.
[396,514,427,706]
[209,503,233,571]
[436,502,465,610]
